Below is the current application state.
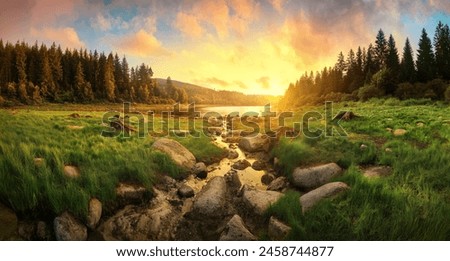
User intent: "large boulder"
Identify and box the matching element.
[267,177,289,192]
[219,215,257,241]
[242,188,282,216]
[192,162,207,179]
[100,190,179,240]
[292,163,343,190]
[152,138,196,170]
[232,159,251,170]
[116,183,149,206]
[299,182,350,213]
[268,216,291,240]
[238,134,271,153]
[363,166,393,178]
[191,177,227,218]
[54,212,87,241]
[178,184,195,198]
[87,198,102,229]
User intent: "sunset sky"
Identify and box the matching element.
[1,0,449,95]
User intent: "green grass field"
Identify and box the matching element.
[0,108,224,220]
[269,99,450,240]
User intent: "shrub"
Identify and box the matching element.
[358,84,384,101]
[426,79,447,99]
[445,85,450,102]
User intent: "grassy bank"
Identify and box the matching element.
[0,109,224,219]
[269,100,450,240]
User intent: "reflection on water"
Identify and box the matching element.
[197,106,268,117]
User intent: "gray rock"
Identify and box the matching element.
[178,184,195,198]
[87,198,102,229]
[224,170,242,192]
[192,177,227,217]
[363,166,393,178]
[242,188,282,215]
[360,144,368,150]
[227,149,239,159]
[232,159,251,170]
[299,182,350,213]
[63,165,80,178]
[251,160,265,171]
[100,190,178,240]
[116,183,147,204]
[152,138,196,170]
[267,177,289,192]
[238,134,271,152]
[393,129,407,136]
[220,215,257,241]
[261,173,275,185]
[292,163,343,190]
[268,216,291,240]
[54,212,87,241]
[193,162,207,179]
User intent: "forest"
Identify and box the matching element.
[279,21,450,109]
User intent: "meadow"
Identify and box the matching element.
[0,107,224,221]
[269,98,450,240]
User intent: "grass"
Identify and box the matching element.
[0,108,225,220]
[269,100,450,240]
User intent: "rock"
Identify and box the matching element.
[219,215,257,241]
[54,212,87,241]
[393,129,407,136]
[238,134,271,152]
[267,177,289,192]
[292,163,343,190]
[385,148,393,153]
[299,182,350,213]
[87,198,102,229]
[192,177,227,218]
[36,221,52,240]
[251,160,265,171]
[207,127,223,135]
[242,188,282,215]
[178,184,195,198]
[416,122,425,127]
[224,136,241,143]
[261,173,275,185]
[34,157,44,167]
[232,159,251,170]
[63,165,80,178]
[386,128,393,133]
[207,117,223,127]
[363,166,393,178]
[100,190,178,240]
[68,113,80,118]
[335,111,358,121]
[0,203,18,240]
[268,216,291,240]
[227,149,239,159]
[193,162,207,179]
[224,170,242,192]
[116,183,148,205]
[154,175,177,191]
[67,125,84,130]
[152,138,196,170]
[360,144,368,150]
[229,144,237,149]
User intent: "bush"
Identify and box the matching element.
[358,84,384,101]
[426,79,447,99]
[445,85,450,102]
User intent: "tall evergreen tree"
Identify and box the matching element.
[416,28,436,82]
[386,34,400,72]
[434,21,450,80]
[374,29,388,70]
[104,53,116,101]
[400,38,416,83]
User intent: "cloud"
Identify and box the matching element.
[114,29,170,57]
[203,77,231,87]
[30,27,85,49]
[268,0,287,13]
[256,76,271,89]
[234,80,248,89]
[174,12,203,38]
[92,13,112,31]
[429,0,450,13]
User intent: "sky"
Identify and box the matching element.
[1,0,449,95]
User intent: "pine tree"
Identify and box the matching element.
[104,53,116,101]
[121,56,130,99]
[434,21,450,80]
[400,38,416,83]
[364,44,376,83]
[374,29,388,70]
[416,28,436,82]
[386,34,400,72]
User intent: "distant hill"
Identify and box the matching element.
[155,78,279,106]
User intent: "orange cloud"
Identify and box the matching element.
[174,12,203,38]
[268,0,286,13]
[115,29,170,57]
[30,27,85,49]
[429,0,450,13]
[256,76,271,89]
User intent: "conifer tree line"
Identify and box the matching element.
[0,40,188,105]
[279,21,450,108]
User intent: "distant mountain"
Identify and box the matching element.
[155,78,279,106]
